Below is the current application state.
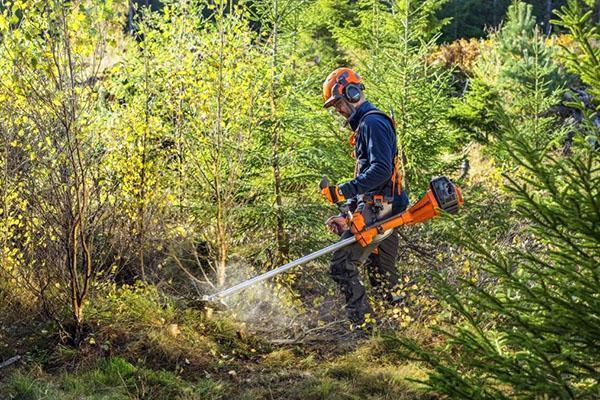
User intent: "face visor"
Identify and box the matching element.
[323,84,343,108]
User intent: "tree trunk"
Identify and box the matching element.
[138,39,151,282]
[453,0,458,40]
[216,200,227,287]
[545,0,553,35]
[138,140,146,281]
[67,218,83,342]
[177,83,184,217]
[270,0,287,265]
[62,8,93,342]
[215,0,227,287]
[127,0,134,33]
[1,125,7,273]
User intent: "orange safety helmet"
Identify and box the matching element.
[322,67,364,108]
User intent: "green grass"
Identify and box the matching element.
[2,341,432,400]
[284,350,431,400]
[2,357,230,400]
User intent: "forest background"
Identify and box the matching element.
[0,0,598,398]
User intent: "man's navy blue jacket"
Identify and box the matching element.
[338,101,409,214]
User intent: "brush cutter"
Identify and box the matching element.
[201,176,463,309]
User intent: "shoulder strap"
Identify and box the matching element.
[357,110,396,132]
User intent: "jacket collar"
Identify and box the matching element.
[348,101,377,132]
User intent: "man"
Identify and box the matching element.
[321,67,409,328]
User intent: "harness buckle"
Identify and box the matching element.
[371,194,384,213]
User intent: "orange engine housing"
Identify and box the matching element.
[351,176,463,247]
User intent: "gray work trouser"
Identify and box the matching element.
[328,201,400,324]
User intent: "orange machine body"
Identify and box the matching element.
[351,178,463,247]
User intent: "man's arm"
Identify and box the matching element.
[338,117,395,198]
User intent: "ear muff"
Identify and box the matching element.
[344,83,363,103]
[330,72,364,105]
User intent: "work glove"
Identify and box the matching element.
[321,185,345,205]
[326,215,348,236]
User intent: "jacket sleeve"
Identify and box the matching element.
[338,117,395,199]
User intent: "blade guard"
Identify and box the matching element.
[352,176,463,247]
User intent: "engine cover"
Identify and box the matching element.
[430,176,462,214]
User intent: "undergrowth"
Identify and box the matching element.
[1,283,435,400]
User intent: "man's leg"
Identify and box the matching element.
[329,230,378,324]
[365,229,400,303]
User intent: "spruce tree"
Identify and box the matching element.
[334,0,456,190]
[451,1,564,151]
[399,118,599,399]
[554,0,600,108]
[396,2,600,398]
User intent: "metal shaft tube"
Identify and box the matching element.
[204,236,357,301]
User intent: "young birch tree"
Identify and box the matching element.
[0,0,123,341]
[180,0,267,287]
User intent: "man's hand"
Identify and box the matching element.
[321,185,345,205]
[326,215,348,236]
